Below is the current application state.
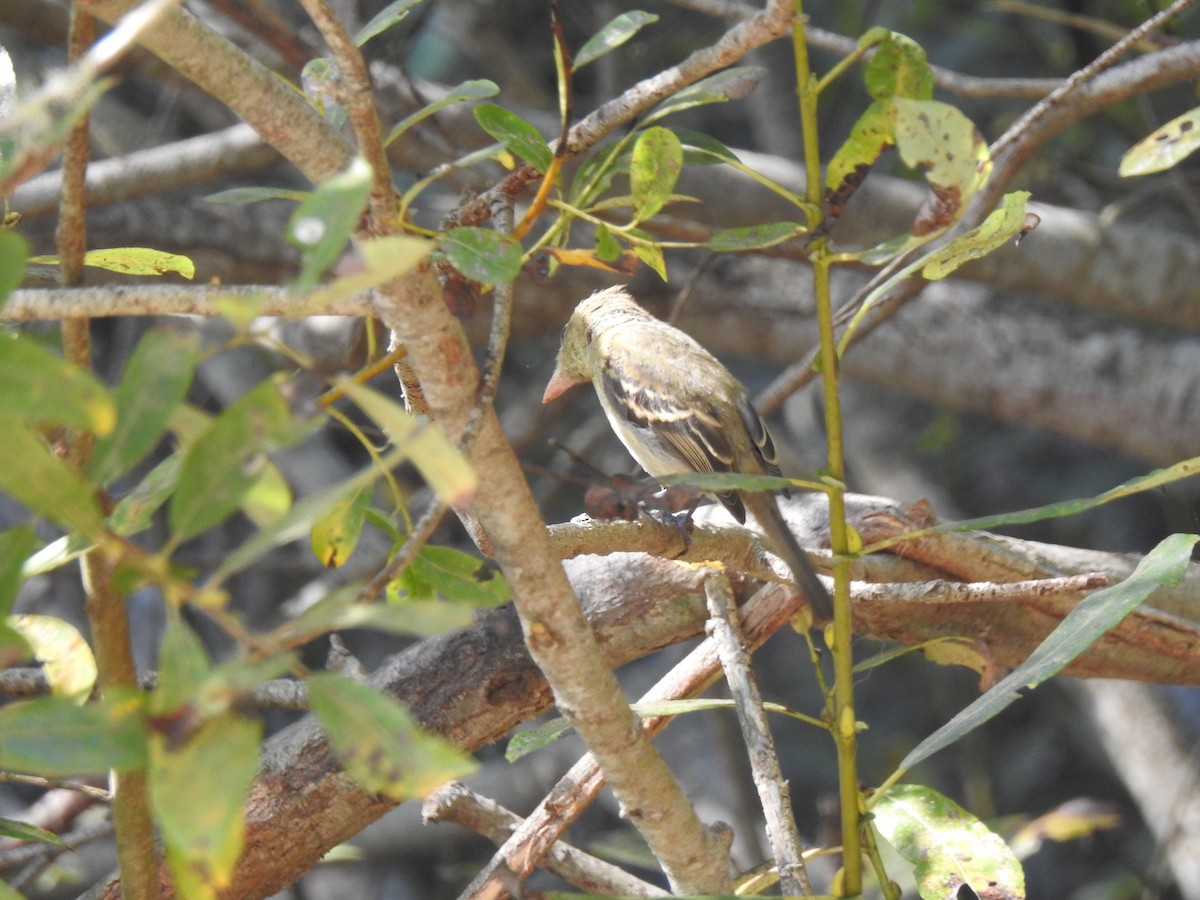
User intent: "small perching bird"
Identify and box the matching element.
[543,285,833,623]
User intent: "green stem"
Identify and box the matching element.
[793,3,866,894]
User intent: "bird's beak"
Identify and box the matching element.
[542,367,578,404]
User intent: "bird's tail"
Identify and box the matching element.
[742,492,833,624]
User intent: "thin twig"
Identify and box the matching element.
[460,578,805,900]
[356,499,448,602]
[424,783,670,898]
[989,0,1199,161]
[296,0,396,225]
[704,574,812,895]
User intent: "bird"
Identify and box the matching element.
[542,285,832,624]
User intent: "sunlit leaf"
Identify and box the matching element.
[0,414,104,534]
[825,99,895,194]
[307,672,475,799]
[0,690,146,775]
[473,104,552,173]
[0,230,29,304]
[921,191,1031,280]
[9,614,96,700]
[385,79,499,147]
[355,0,428,46]
[874,784,1025,900]
[310,484,371,568]
[288,156,372,289]
[865,31,933,100]
[1120,105,1200,176]
[893,97,990,235]
[630,126,682,222]
[440,227,523,285]
[151,711,261,899]
[898,533,1199,775]
[90,327,198,486]
[575,11,658,69]
[0,333,115,435]
[340,381,477,504]
[0,45,15,178]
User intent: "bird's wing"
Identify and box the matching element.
[599,348,749,520]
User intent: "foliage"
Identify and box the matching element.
[0,1,1196,898]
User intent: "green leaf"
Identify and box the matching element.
[0,525,37,614]
[0,816,70,848]
[473,104,552,173]
[630,126,683,222]
[150,615,211,716]
[288,156,373,290]
[898,533,1199,775]
[440,227,523,285]
[575,11,659,69]
[0,229,29,304]
[874,783,1025,900]
[506,717,573,762]
[310,485,371,568]
[627,227,666,280]
[0,414,104,534]
[90,327,199,486]
[391,545,508,606]
[1120,105,1200,176]
[355,0,428,46]
[673,128,740,166]
[0,691,147,775]
[642,67,764,127]
[339,382,478,505]
[294,234,432,314]
[274,586,471,646]
[385,79,499,147]
[168,379,313,545]
[594,223,621,262]
[307,672,475,800]
[569,140,629,208]
[0,528,36,665]
[150,711,261,899]
[865,32,933,100]
[881,457,1200,546]
[921,191,1031,280]
[204,450,400,586]
[204,186,308,205]
[705,221,806,251]
[8,614,96,700]
[0,333,115,435]
[108,453,182,537]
